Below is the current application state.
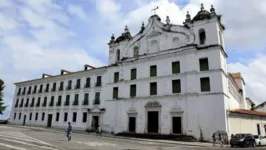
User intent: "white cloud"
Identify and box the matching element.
[228,54,266,104]
[68,4,88,21]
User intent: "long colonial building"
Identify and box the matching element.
[10,4,266,141]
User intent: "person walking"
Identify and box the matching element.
[212,133,216,147]
[66,122,72,141]
[219,133,224,147]
[97,126,102,136]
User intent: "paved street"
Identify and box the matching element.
[0,125,263,150]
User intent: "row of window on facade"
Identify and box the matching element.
[14,92,101,108]
[13,112,88,123]
[16,76,102,96]
[113,58,209,83]
[114,29,215,62]
[112,77,211,99]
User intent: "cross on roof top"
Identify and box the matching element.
[151,6,159,15]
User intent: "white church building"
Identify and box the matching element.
[10,4,266,142]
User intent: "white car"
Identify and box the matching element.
[254,135,266,146]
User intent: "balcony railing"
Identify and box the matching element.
[75,84,80,89]
[64,101,70,106]
[49,102,54,106]
[17,92,21,96]
[30,103,34,107]
[66,86,71,90]
[52,88,56,92]
[42,103,47,107]
[45,88,49,92]
[33,90,36,94]
[38,89,42,93]
[73,100,79,106]
[27,91,31,94]
[93,99,100,105]
[95,82,102,87]
[59,87,63,91]
[83,100,89,105]
[84,83,90,88]
[36,103,40,107]
[56,102,61,106]
[19,103,23,107]
[15,103,18,107]
[22,92,25,95]
[24,103,29,107]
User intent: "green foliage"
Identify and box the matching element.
[0,79,7,115]
[251,102,256,110]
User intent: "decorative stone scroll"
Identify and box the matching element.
[127,107,137,114]
[145,101,162,108]
[170,106,183,113]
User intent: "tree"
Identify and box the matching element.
[0,79,7,115]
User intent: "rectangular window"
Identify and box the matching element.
[85,77,90,88]
[72,112,77,122]
[64,113,68,122]
[43,97,47,106]
[15,99,19,107]
[20,99,24,107]
[67,80,72,90]
[65,95,70,106]
[172,80,181,93]
[83,112,87,123]
[199,58,209,71]
[29,113,32,120]
[45,84,49,92]
[200,77,210,92]
[83,93,89,105]
[76,79,81,89]
[19,113,21,120]
[94,92,100,104]
[150,82,157,95]
[96,76,102,86]
[28,86,31,94]
[17,88,21,95]
[56,113,60,121]
[30,98,35,107]
[22,87,26,95]
[57,96,62,106]
[49,96,54,106]
[113,87,118,99]
[52,82,56,91]
[114,72,119,83]
[25,98,29,107]
[172,61,180,74]
[13,113,16,120]
[42,113,45,121]
[33,86,37,93]
[73,94,79,105]
[150,65,157,77]
[35,113,38,121]
[130,84,136,97]
[131,69,137,80]
[36,97,41,107]
[39,85,43,93]
[59,82,64,91]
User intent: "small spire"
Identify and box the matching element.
[185,11,191,22]
[124,25,129,33]
[110,34,115,43]
[210,5,216,14]
[141,22,145,29]
[201,3,204,11]
[166,16,170,24]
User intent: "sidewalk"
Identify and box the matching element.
[8,124,222,148]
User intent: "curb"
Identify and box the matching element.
[8,124,215,148]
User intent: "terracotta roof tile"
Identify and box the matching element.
[231,72,241,78]
[229,109,266,117]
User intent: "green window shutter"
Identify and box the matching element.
[200,77,210,91]
[150,82,157,95]
[113,87,118,99]
[114,72,119,82]
[172,61,180,74]
[199,58,209,71]
[131,69,137,80]
[150,65,157,77]
[172,80,181,93]
[130,85,136,97]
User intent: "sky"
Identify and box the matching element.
[0,0,266,119]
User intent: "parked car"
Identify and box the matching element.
[230,133,256,147]
[254,135,266,146]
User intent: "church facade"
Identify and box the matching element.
[10,4,266,142]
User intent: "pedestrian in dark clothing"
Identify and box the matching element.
[66,122,72,141]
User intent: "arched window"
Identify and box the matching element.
[199,29,206,45]
[116,49,120,61]
[133,47,139,58]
